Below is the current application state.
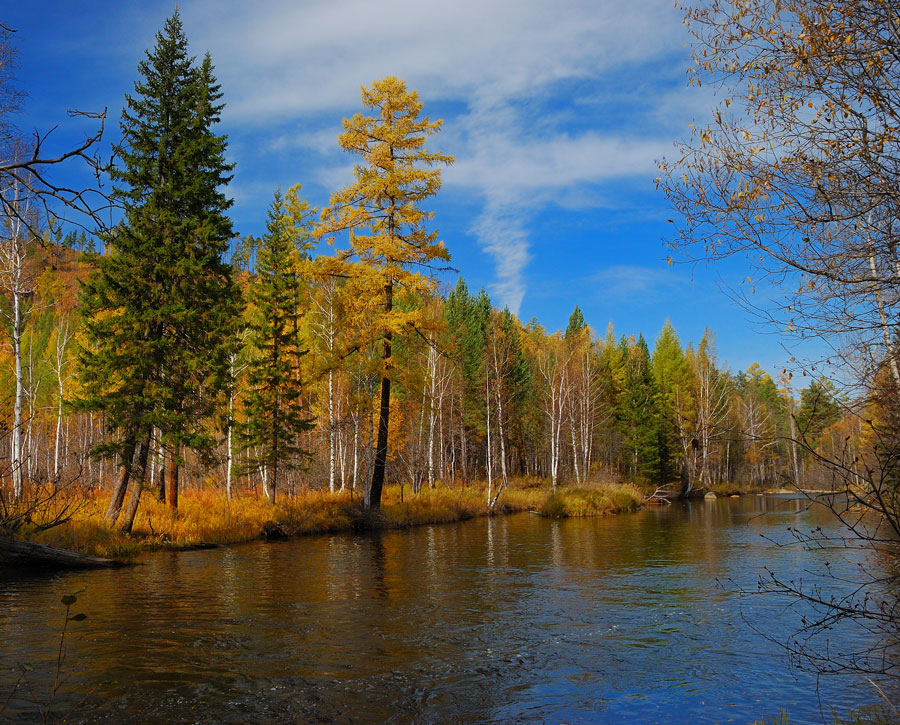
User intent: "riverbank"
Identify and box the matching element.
[20,481,643,561]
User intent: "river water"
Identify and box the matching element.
[0,495,892,723]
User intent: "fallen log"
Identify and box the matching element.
[0,537,126,570]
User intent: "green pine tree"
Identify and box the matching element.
[241,189,315,505]
[616,335,665,483]
[796,378,842,449]
[565,305,586,340]
[78,10,239,530]
[445,279,491,474]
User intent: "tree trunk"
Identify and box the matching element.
[427,345,437,490]
[569,410,581,485]
[491,369,509,509]
[54,368,63,481]
[165,445,179,510]
[351,410,359,495]
[328,369,336,493]
[105,439,137,526]
[788,405,800,486]
[268,459,277,506]
[11,286,23,501]
[486,371,493,506]
[369,283,393,509]
[119,436,151,534]
[226,358,236,501]
[0,537,126,570]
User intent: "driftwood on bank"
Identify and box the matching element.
[644,486,672,505]
[0,537,126,570]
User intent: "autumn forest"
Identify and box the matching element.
[4,1,900,721]
[0,12,851,537]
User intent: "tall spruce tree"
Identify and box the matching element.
[616,335,665,483]
[565,305,586,340]
[242,188,314,505]
[78,11,238,530]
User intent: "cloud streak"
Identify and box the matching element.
[185,0,683,119]
[168,0,695,314]
[446,125,674,313]
[592,265,688,303]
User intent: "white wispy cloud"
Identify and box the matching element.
[184,0,683,119]
[592,265,688,303]
[445,129,673,312]
[165,0,695,313]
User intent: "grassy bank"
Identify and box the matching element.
[22,481,643,561]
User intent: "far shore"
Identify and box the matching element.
[10,480,644,564]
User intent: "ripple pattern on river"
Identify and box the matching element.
[0,495,889,723]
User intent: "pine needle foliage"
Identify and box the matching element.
[77,11,239,526]
[241,187,316,505]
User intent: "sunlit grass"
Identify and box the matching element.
[538,485,643,518]
[22,479,643,560]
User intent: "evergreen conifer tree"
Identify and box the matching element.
[78,11,239,530]
[565,305,586,340]
[616,335,664,483]
[242,188,315,505]
[796,378,842,449]
[652,321,691,483]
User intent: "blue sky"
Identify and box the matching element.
[4,0,811,378]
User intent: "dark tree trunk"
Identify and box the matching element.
[268,459,277,506]
[0,537,126,570]
[166,445,179,510]
[104,438,136,526]
[156,461,165,502]
[369,282,393,509]
[119,435,151,534]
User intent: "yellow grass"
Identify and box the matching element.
[21,480,643,561]
[538,485,645,518]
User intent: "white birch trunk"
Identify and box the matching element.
[485,371,493,505]
[226,385,235,501]
[328,369,335,493]
[426,344,437,489]
[11,286,24,499]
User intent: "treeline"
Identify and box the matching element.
[0,236,844,502]
[0,12,846,526]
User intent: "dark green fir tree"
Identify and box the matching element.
[616,334,665,483]
[565,305,586,340]
[445,279,491,447]
[78,10,239,531]
[241,189,314,505]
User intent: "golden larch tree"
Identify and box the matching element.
[317,76,453,509]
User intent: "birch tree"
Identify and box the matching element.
[0,168,34,500]
[537,332,571,490]
[686,333,732,492]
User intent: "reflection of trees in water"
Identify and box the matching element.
[3,502,889,720]
[368,531,389,601]
[739,494,900,701]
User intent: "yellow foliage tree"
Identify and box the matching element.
[317,76,453,508]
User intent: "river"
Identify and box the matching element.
[0,494,892,723]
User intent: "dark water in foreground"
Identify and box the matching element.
[0,495,892,723]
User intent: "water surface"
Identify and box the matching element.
[0,494,890,722]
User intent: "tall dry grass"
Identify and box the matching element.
[23,480,643,560]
